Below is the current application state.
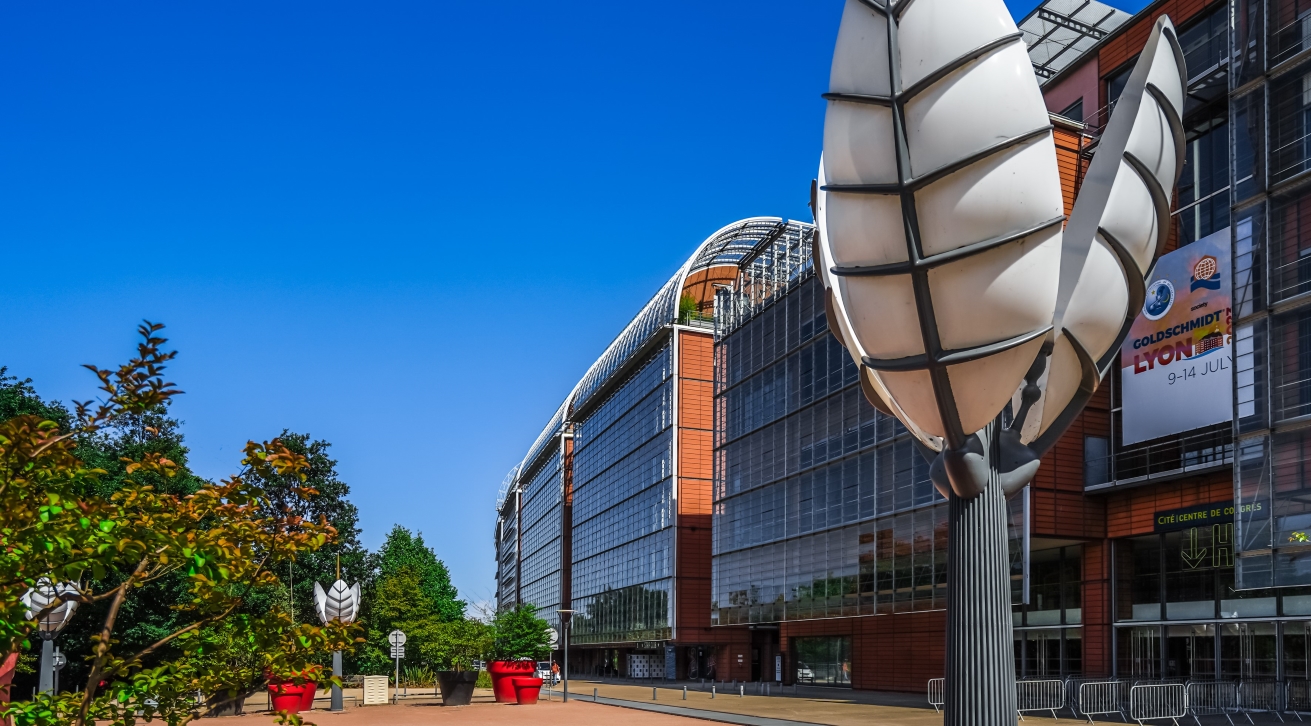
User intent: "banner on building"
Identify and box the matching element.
[1119,227,1233,445]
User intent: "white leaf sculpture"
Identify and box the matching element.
[22,578,80,638]
[817,0,1186,496]
[313,579,361,625]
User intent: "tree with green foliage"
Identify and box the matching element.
[356,526,464,675]
[0,324,358,726]
[241,431,369,630]
[415,618,492,672]
[489,605,551,662]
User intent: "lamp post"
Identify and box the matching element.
[817,2,1186,724]
[313,558,361,713]
[22,578,79,695]
[555,609,574,703]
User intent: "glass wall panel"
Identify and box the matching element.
[1166,624,1216,680]
[1220,622,1279,679]
[1117,536,1162,621]
[1271,0,1311,68]
[1232,91,1265,204]
[1118,626,1162,680]
[1177,105,1231,245]
[1179,7,1228,79]
[571,344,675,644]
[1234,0,1265,86]
[793,636,851,686]
[1269,64,1311,185]
[1285,621,1311,677]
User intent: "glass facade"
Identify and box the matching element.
[496,496,518,611]
[1230,0,1311,589]
[793,636,851,685]
[519,448,564,628]
[570,343,675,644]
[711,274,1026,628]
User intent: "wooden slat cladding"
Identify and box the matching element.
[1105,471,1234,538]
[676,329,718,642]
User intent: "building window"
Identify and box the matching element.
[1116,535,1162,621]
[1233,91,1265,204]
[1269,64,1311,185]
[1178,6,1228,81]
[1084,436,1110,487]
[1105,62,1135,117]
[1271,0,1311,68]
[1236,321,1268,434]
[1234,205,1265,319]
[1059,99,1084,124]
[1176,106,1230,244]
[1268,309,1311,422]
[793,636,851,686]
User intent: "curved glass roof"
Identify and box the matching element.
[501,217,804,507]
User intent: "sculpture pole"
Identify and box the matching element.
[942,421,1016,726]
[313,556,360,713]
[38,638,54,695]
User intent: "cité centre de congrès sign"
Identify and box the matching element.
[1119,227,1233,445]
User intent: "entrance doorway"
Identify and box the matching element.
[1166,624,1215,680]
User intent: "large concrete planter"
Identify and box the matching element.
[436,670,478,706]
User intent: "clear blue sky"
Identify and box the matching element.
[1,0,1148,607]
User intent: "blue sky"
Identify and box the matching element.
[0,0,1149,606]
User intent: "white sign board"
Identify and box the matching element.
[388,629,406,646]
[547,628,558,648]
[1119,228,1233,445]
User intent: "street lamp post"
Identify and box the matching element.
[313,558,361,713]
[22,578,79,695]
[556,610,574,703]
[817,1,1187,724]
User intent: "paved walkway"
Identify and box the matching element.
[235,682,1143,726]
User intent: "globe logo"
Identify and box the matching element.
[1143,279,1175,320]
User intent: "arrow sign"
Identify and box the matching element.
[390,646,405,659]
[388,630,407,646]
[1182,527,1210,569]
[547,628,558,649]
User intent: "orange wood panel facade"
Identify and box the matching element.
[675,328,748,654]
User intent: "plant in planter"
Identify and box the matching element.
[419,618,492,706]
[486,606,551,704]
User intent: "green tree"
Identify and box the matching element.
[0,324,357,726]
[356,527,464,675]
[241,431,369,629]
[489,605,551,662]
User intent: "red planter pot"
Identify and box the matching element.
[487,660,535,703]
[511,677,544,705]
[299,682,318,711]
[267,682,309,715]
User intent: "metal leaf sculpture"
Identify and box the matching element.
[816,0,1186,497]
[21,578,80,639]
[313,579,361,625]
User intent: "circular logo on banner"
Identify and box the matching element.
[1143,279,1175,320]
[1194,255,1218,282]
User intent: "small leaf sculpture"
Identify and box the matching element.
[21,578,80,639]
[313,579,361,625]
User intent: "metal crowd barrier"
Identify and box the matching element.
[1078,681,1126,724]
[927,678,944,713]
[1017,679,1066,720]
[1130,683,1187,726]
[1239,680,1284,722]
[1288,679,1311,720]
[1185,681,1239,726]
